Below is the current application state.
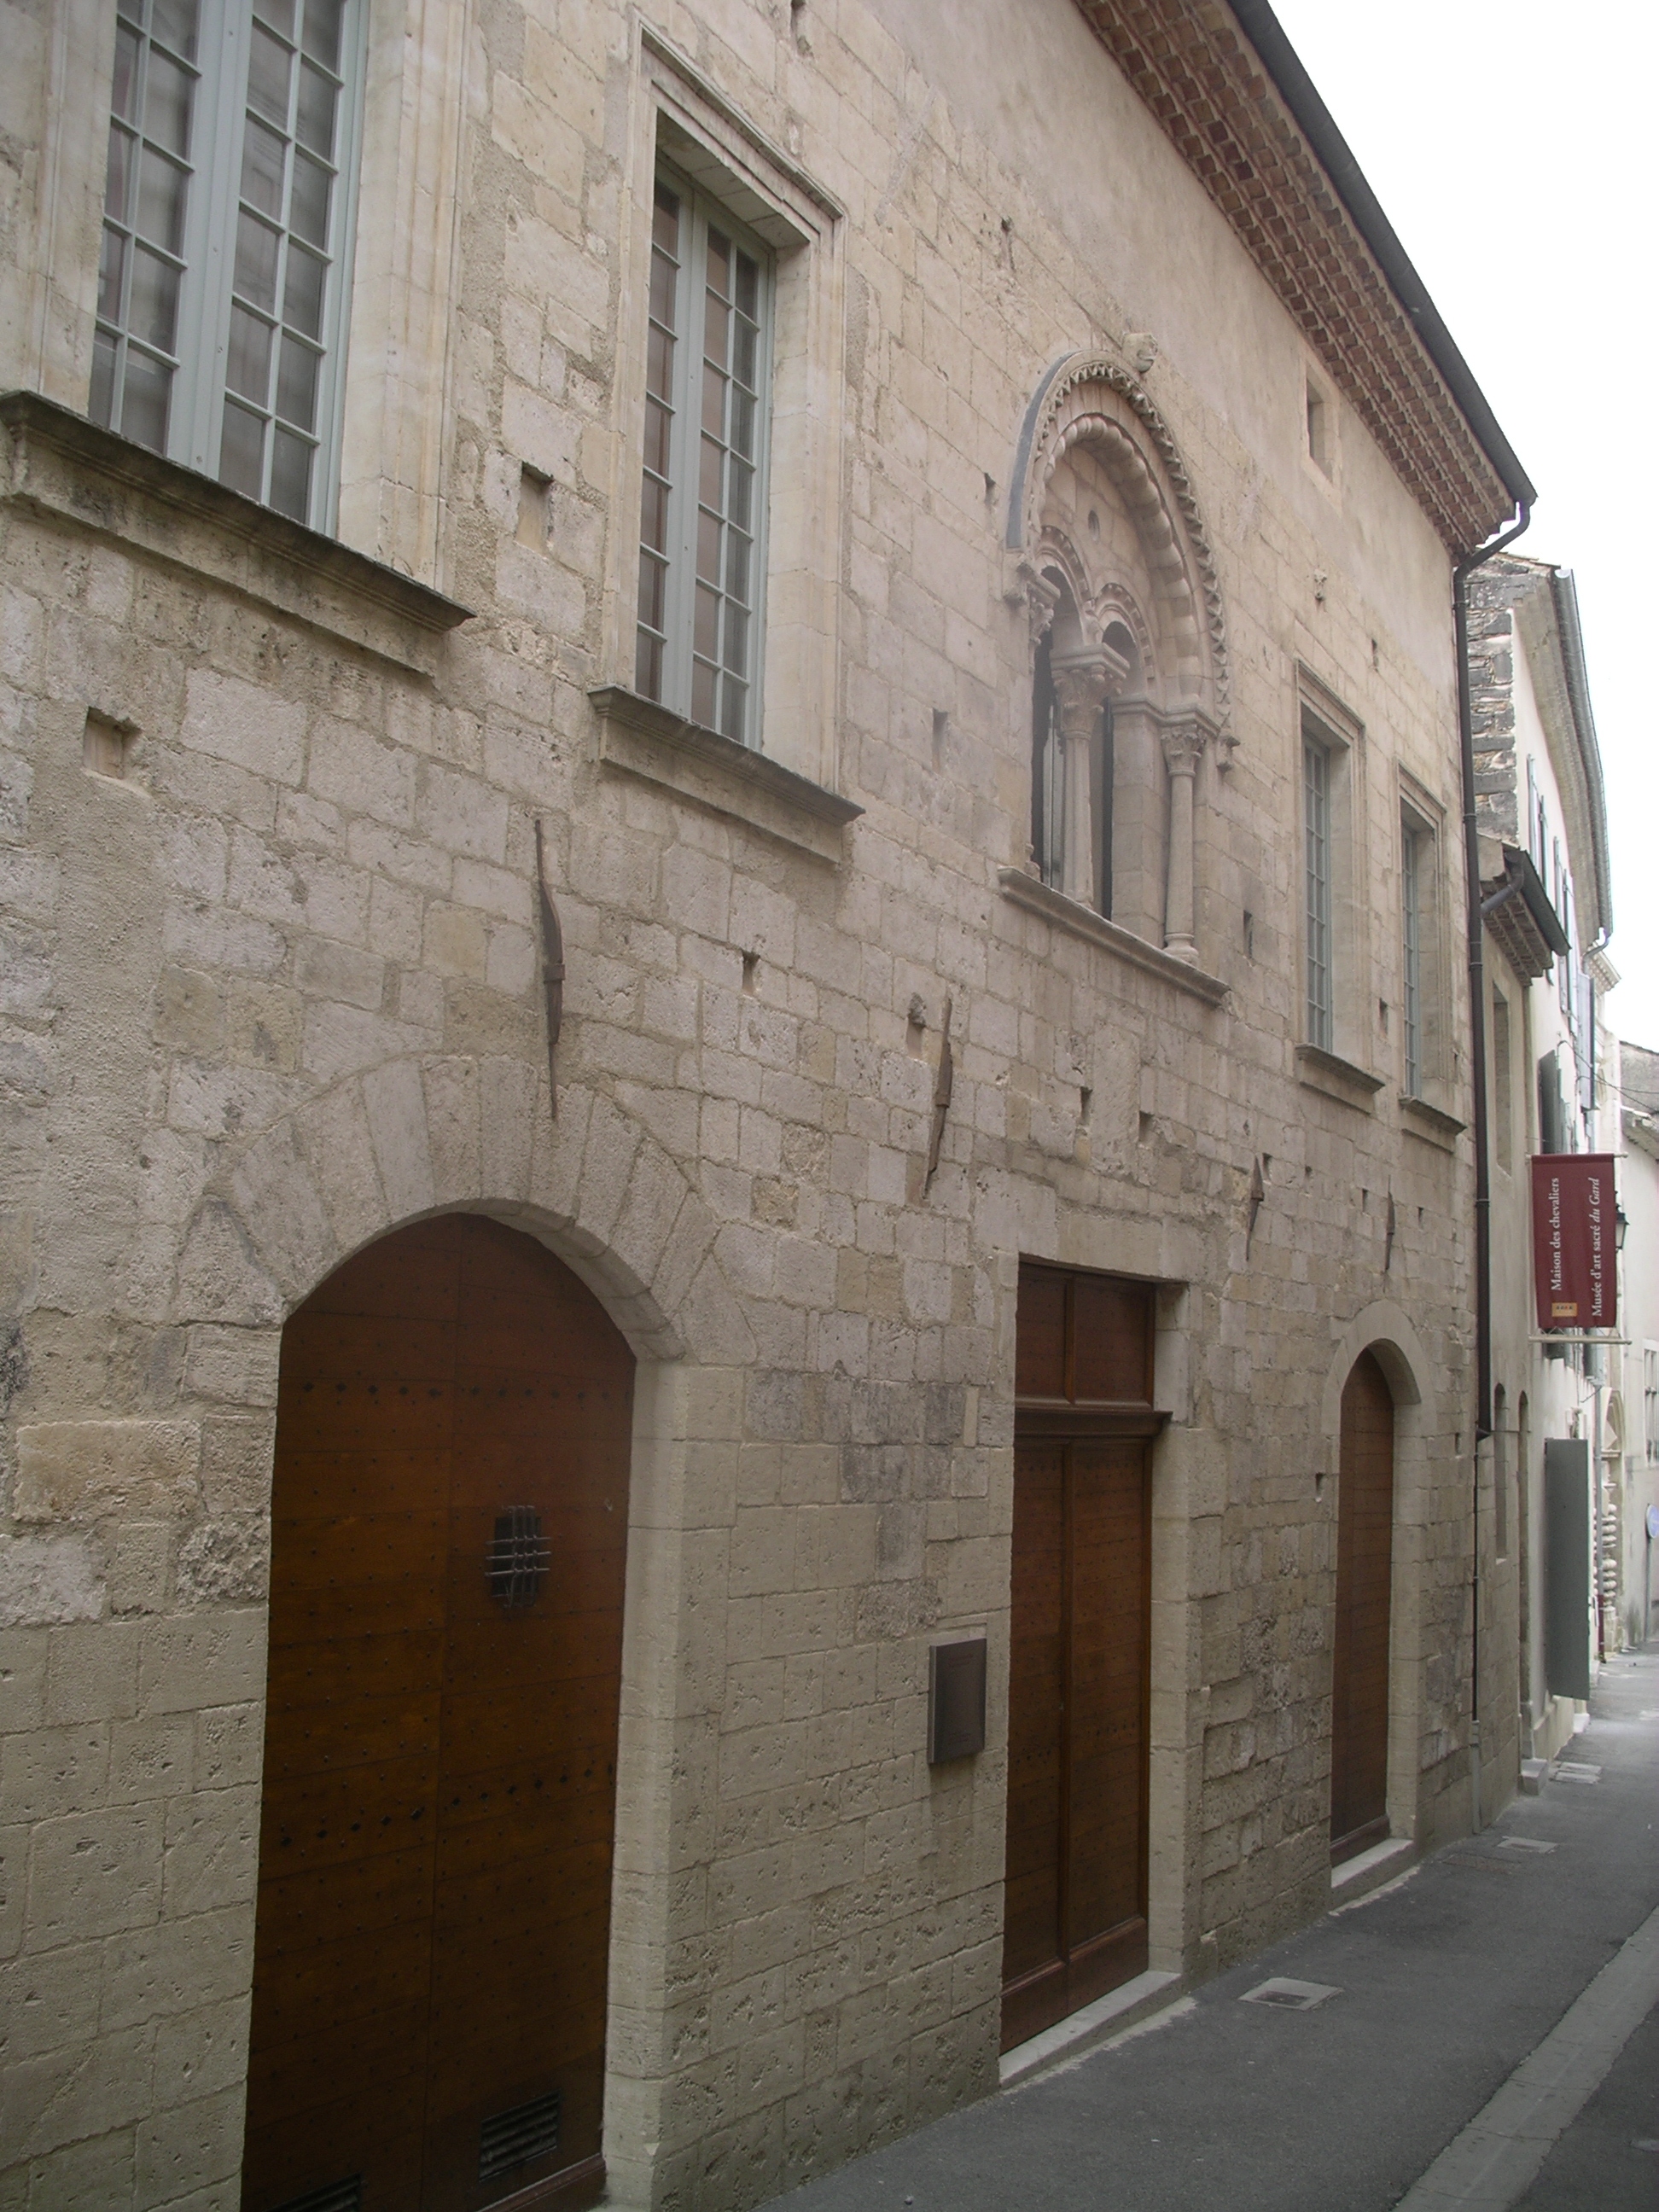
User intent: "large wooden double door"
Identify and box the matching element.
[1329,1349,1394,1862]
[242,1215,633,2212]
[1001,1264,1159,2052]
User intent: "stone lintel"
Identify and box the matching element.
[1399,1096,1466,1152]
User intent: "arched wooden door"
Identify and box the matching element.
[1330,1349,1394,1864]
[242,1215,633,2212]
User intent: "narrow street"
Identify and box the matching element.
[763,1652,1659,2212]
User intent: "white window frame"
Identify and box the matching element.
[90,0,366,530]
[1303,728,1334,1052]
[606,25,844,789]
[634,163,774,748]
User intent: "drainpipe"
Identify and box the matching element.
[1456,500,1532,1833]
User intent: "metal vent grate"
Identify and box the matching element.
[270,2178,362,2212]
[480,2087,562,2184]
[487,1506,550,1612]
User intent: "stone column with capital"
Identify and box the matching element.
[1161,715,1207,961]
[1050,644,1128,910]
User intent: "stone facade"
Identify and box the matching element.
[0,0,1519,2204]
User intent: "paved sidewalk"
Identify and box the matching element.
[760,1650,1659,2212]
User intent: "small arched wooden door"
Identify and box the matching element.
[1330,1349,1394,1864]
[242,1215,632,2212]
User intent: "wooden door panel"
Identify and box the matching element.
[244,1215,632,2212]
[1004,1268,1154,2053]
[1330,1350,1394,1859]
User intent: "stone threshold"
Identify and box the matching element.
[997,870,1228,1005]
[589,684,862,864]
[1,389,470,672]
[1330,1832,1416,1903]
[998,1967,1183,2089]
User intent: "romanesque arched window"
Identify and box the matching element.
[1010,357,1231,966]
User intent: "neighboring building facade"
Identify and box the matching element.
[1,2,1525,2206]
[1615,1039,1659,1654]
[1470,556,1615,1767]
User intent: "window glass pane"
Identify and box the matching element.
[734,250,758,319]
[283,244,325,338]
[295,61,338,155]
[646,323,674,403]
[234,210,281,311]
[255,0,297,42]
[635,628,663,701]
[129,245,181,352]
[111,23,142,121]
[276,334,320,429]
[723,603,747,673]
[733,317,756,388]
[144,48,195,156]
[226,304,274,402]
[137,147,189,253]
[637,549,666,635]
[117,0,143,26]
[696,509,720,585]
[729,387,754,461]
[703,294,730,367]
[706,228,730,298]
[642,394,672,480]
[694,583,719,663]
[247,24,294,127]
[269,426,313,519]
[649,245,677,334]
[105,126,135,224]
[289,153,331,247]
[219,399,265,497]
[90,328,119,428]
[720,678,746,744]
[639,476,668,556]
[241,118,287,217]
[700,434,722,509]
[690,658,716,727]
[151,0,200,60]
[653,181,680,247]
[701,361,725,436]
[98,225,130,323]
[122,346,172,451]
[725,532,749,604]
[301,0,344,72]
[727,456,752,532]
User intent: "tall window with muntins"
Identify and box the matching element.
[635,170,771,746]
[1303,736,1332,1051]
[1401,818,1423,1097]
[91,0,364,529]
[1492,989,1512,1169]
[1644,1346,1658,1465]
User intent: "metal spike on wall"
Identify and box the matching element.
[535,819,566,1118]
[925,996,954,1192]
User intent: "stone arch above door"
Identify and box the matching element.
[168,1058,742,1366]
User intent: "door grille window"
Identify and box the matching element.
[480,2088,562,2185]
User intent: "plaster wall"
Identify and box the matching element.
[0,0,1484,2204]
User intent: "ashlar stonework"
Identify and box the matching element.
[0,0,1515,2204]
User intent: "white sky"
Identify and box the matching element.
[1266,1,1659,1046]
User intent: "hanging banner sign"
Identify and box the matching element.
[1530,1153,1617,1331]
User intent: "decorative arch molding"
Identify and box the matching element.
[1319,1298,1429,1452]
[1008,350,1232,754]
[168,1057,748,1365]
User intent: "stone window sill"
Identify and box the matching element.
[1,390,469,672]
[997,869,1228,1006]
[1400,1093,1466,1151]
[1295,1043,1384,1112]
[588,686,862,863]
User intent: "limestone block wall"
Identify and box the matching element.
[0,0,1488,2205]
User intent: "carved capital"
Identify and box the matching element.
[1161,717,1207,779]
[1051,642,1132,736]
